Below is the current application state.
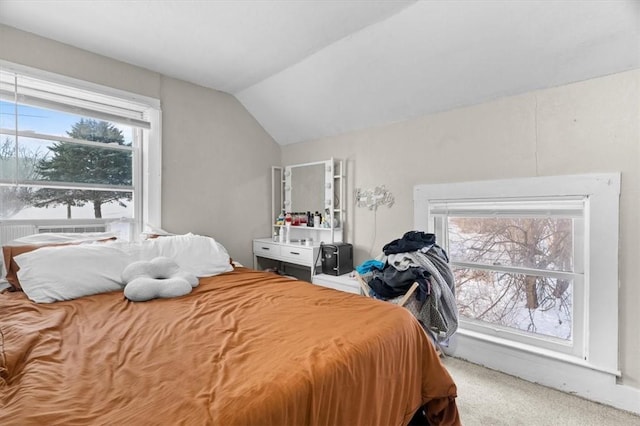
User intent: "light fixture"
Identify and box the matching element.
[354,185,394,211]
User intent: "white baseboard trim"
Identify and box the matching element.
[446,332,640,415]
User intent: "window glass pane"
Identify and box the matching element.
[0,185,32,219]
[19,137,132,186]
[0,135,17,180]
[0,134,44,182]
[455,267,573,341]
[2,100,134,186]
[448,217,574,272]
[11,101,134,145]
[0,184,133,220]
[0,100,16,131]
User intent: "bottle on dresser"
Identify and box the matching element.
[284,212,292,243]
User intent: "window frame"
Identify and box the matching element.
[414,173,620,375]
[0,60,161,236]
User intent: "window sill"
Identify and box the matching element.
[453,327,621,377]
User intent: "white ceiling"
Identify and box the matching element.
[0,0,638,145]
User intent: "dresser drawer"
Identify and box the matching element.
[279,245,314,265]
[253,241,281,258]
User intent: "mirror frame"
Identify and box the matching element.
[271,166,283,228]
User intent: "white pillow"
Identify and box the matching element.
[103,239,160,262]
[122,257,198,302]
[14,244,129,303]
[145,234,233,277]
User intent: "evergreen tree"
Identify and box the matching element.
[31,119,132,218]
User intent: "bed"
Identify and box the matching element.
[0,236,459,425]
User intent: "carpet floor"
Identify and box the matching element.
[443,357,640,425]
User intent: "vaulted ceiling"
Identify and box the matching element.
[0,0,638,145]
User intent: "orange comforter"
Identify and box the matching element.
[0,267,459,425]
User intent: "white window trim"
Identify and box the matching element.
[415,173,620,376]
[0,60,162,236]
[142,107,162,230]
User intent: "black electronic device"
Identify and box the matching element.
[321,243,353,276]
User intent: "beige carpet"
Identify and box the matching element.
[443,357,640,425]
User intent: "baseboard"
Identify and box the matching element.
[446,332,640,415]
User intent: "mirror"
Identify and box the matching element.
[291,164,325,213]
[284,160,332,215]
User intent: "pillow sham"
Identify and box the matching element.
[2,236,116,291]
[3,233,117,291]
[14,244,130,303]
[3,243,69,291]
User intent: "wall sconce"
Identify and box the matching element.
[354,185,394,211]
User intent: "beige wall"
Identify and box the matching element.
[0,24,281,266]
[282,70,640,389]
[159,76,280,262]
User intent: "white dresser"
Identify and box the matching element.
[252,239,359,295]
[252,238,321,276]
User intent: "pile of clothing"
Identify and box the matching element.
[356,231,458,342]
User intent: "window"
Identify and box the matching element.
[0,62,161,237]
[414,174,620,374]
[431,198,585,357]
